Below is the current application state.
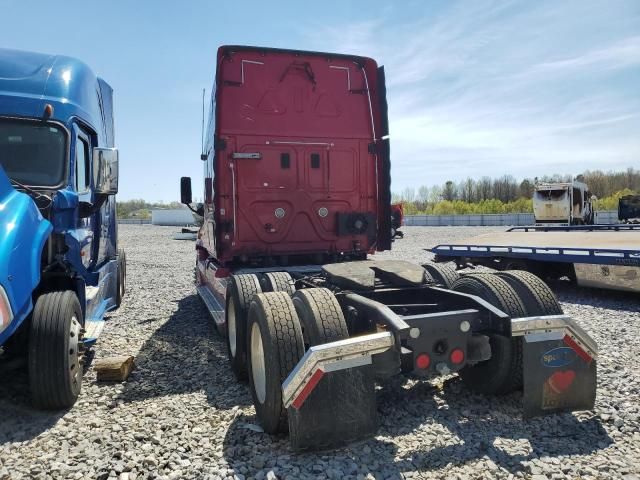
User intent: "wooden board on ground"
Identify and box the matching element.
[94,355,135,382]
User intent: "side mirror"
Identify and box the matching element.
[591,195,598,201]
[181,176,193,204]
[92,148,119,195]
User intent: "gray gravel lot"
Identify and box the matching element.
[1,225,639,480]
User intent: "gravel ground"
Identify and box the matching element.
[1,225,639,480]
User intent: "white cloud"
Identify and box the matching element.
[529,35,640,74]
[305,0,640,190]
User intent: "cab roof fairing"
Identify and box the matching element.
[0,48,113,147]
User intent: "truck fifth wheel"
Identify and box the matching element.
[180,45,598,450]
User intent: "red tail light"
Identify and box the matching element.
[450,348,464,365]
[416,353,431,369]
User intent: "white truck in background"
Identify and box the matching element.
[533,180,595,225]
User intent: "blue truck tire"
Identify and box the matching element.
[28,291,84,409]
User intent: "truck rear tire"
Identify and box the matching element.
[423,263,460,289]
[291,288,348,345]
[226,274,262,380]
[247,292,305,433]
[116,249,126,308]
[290,288,377,450]
[28,291,84,409]
[260,272,294,294]
[495,270,563,316]
[452,274,525,395]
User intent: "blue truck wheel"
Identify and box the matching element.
[28,291,84,409]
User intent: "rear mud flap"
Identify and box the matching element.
[288,366,377,451]
[282,332,394,450]
[513,315,598,418]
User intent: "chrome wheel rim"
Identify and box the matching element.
[228,301,237,357]
[69,315,82,390]
[250,322,266,404]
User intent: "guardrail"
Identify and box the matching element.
[118,218,152,225]
[118,211,620,227]
[404,211,619,227]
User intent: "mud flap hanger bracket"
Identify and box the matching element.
[511,314,598,361]
[282,331,394,409]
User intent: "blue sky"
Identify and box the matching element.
[1,0,638,201]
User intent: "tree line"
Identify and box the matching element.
[392,168,639,215]
[115,168,639,218]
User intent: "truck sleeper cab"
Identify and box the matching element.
[182,46,598,450]
[533,180,594,225]
[0,48,125,409]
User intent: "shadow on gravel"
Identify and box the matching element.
[376,376,612,475]
[117,294,253,410]
[222,412,410,480]
[221,374,611,478]
[0,363,66,444]
[552,280,640,312]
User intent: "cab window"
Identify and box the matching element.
[76,136,90,192]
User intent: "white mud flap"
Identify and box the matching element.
[512,315,598,418]
[282,332,394,450]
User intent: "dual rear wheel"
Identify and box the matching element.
[451,271,562,395]
[225,272,295,379]
[226,268,562,432]
[226,273,371,441]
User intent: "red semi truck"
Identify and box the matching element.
[391,202,404,239]
[180,46,598,450]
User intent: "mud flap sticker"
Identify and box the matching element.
[523,332,597,418]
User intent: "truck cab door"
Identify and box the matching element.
[73,126,95,269]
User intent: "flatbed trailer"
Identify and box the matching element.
[432,225,640,293]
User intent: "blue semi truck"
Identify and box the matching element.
[0,48,124,409]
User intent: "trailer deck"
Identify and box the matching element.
[433,229,639,266]
[432,225,640,292]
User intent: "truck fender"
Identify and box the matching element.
[0,170,52,344]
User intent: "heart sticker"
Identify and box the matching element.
[547,370,576,394]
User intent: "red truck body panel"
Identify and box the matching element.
[200,46,391,267]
